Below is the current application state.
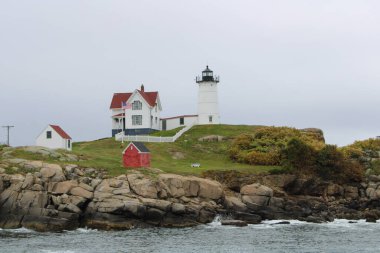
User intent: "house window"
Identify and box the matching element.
[132,101,142,110]
[180,117,184,125]
[209,116,213,123]
[46,131,52,139]
[155,117,158,124]
[155,106,157,112]
[68,140,71,148]
[132,115,142,125]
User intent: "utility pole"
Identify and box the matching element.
[2,125,14,146]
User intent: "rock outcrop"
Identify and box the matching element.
[0,166,224,231]
[1,157,380,231]
[198,135,226,142]
[222,174,380,223]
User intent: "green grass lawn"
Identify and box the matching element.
[149,126,185,137]
[1,124,278,176]
[72,124,279,176]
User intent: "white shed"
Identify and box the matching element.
[36,125,72,151]
[160,115,198,131]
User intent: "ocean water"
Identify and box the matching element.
[1,218,379,253]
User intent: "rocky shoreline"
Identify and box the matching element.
[1,160,380,231]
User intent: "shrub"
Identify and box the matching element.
[340,146,365,160]
[340,160,365,183]
[281,138,317,172]
[345,138,380,159]
[231,134,253,150]
[269,166,293,175]
[352,138,380,150]
[245,150,280,166]
[228,146,241,161]
[253,126,325,150]
[370,160,380,175]
[228,126,325,166]
[316,145,364,183]
[316,145,344,178]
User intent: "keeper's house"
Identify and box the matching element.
[36,125,72,151]
[110,85,162,136]
[110,66,221,137]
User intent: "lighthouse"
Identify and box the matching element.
[196,66,220,125]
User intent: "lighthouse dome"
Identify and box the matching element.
[196,65,219,83]
[202,66,214,81]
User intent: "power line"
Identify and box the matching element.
[2,125,14,146]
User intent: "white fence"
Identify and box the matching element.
[115,124,194,143]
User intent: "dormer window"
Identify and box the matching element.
[132,101,142,110]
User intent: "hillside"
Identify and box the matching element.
[72,124,277,176]
[1,124,326,176]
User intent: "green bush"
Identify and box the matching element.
[280,141,364,183]
[228,126,325,166]
[340,160,365,183]
[370,160,380,175]
[227,127,365,183]
[227,146,241,161]
[232,134,253,150]
[340,146,365,159]
[281,138,317,172]
[316,145,364,182]
[351,138,380,150]
[269,167,293,175]
[316,145,344,179]
[344,138,380,159]
[245,150,280,166]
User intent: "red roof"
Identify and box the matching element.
[110,93,132,109]
[110,89,158,109]
[112,113,125,117]
[160,115,198,120]
[137,90,158,107]
[50,125,72,139]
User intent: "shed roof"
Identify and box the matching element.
[132,142,150,153]
[49,125,72,139]
[160,114,198,120]
[123,142,150,153]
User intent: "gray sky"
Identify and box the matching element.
[1,0,379,147]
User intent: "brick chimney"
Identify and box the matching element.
[141,84,144,92]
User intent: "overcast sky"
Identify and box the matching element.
[1,0,379,147]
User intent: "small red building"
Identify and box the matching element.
[122,142,151,168]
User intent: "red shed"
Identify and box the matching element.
[122,142,151,168]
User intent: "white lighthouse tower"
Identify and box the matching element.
[196,66,220,125]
